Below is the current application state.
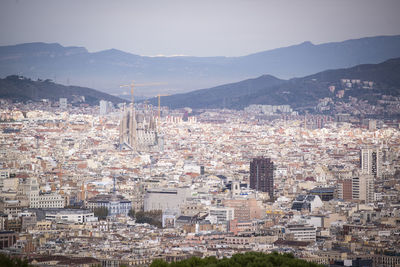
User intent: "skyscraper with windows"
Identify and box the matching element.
[360,148,381,178]
[99,100,111,116]
[352,173,374,203]
[250,157,274,199]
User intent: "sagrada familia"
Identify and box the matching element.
[119,104,162,152]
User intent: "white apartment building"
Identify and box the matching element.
[86,194,131,217]
[208,206,235,224]
[20,178,65,208]
[286,224,317,242]
[34,193,65,208]
[59,98,67,109]
[45,209,96,223]
[352,173,374,203]
[144,187,191,212]
[99,100,112,116]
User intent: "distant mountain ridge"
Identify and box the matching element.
[1,35,400,96]
[151,58,400,110]
[0,75,124,105]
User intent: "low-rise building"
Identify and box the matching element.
[44,209,97,223]
[286,224,317,242]
[86,194,131,217]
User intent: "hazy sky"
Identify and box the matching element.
[1,0,400,57]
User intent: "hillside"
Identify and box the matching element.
[1,35,400,96]
[0,75,125,105]
[151,75,285,109]
[151,58,400,110]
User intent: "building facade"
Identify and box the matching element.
[352,174,374,203]
[250,157,274,199]
[360,148,381,178]
[19,178,64,208]
[0,231,17,249]
[207,206,234,224]
[144,187,191,212]
[86,194,131,217]
[45,209,96,223]
[99,100,112,116]
[337,178,353,201]
[286,224,317,242]
[222,198,263,221]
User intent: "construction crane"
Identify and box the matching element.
[156,94,169,120]
[120,81,167,107]
[120,81,135,107]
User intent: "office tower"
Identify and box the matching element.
[360,148,381,178]
[337,179,353,201]
[99,100,110,116]
[352,173,374,203]
[250,157,274,199]
[59,98,67,109]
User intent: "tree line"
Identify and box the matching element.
[150,252,322,267]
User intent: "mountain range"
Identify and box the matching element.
[0,75,124,105]
[1,35,400,96]
[149,58,400,110]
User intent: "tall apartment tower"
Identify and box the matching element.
[360,148,381,178]
[99,100,111,116]
[250,157,274,199]
[337,178,353,201]
[352,173,374,203]
[59,98,67,109]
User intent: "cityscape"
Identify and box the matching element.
[0,1,400,267]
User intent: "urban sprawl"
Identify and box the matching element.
[0,92,399,267]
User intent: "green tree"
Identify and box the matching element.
[0,253,32,267]
[135,210,162,228]
[150,259,169,267]
[93,207,108,220]
[128,208,136,218]
[149,252,323,267]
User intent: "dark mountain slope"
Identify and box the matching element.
[153,58,400,110]
[156,75,285,109]
[0,75,125,105]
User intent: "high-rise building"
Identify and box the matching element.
[99,100,111,116]
[59,98,67,109]
[360,148,381,178]
[352,173,374,203]
[337,172,374,204]
[337,179,353,201]
[250,157,274,199]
